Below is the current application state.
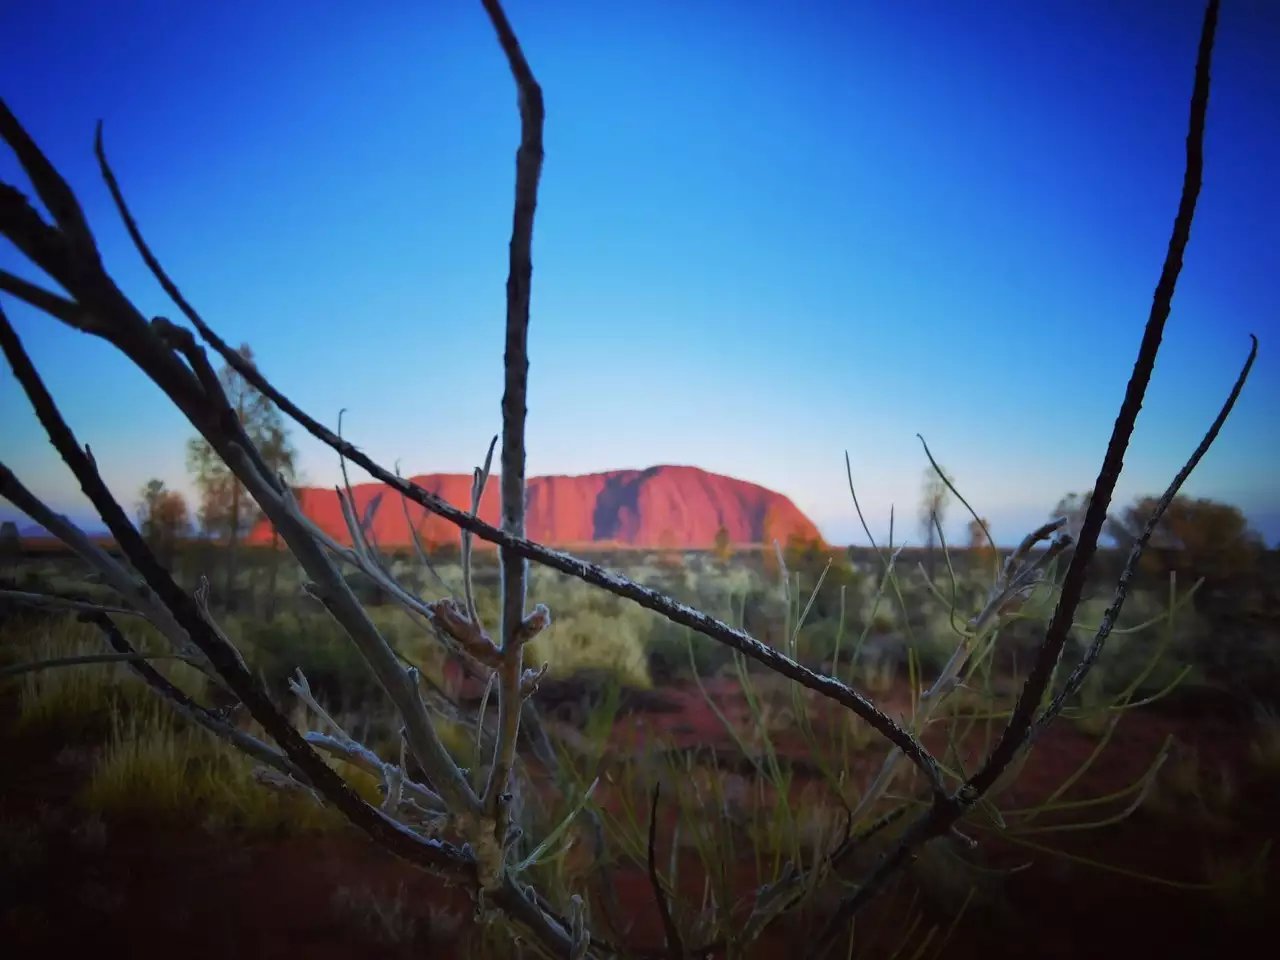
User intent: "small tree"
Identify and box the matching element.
[919,464,952,580]
[656,526,682,570]
[966,515,996,570]
[186,344,296,612]
[1111,494,1262,585]
[712,524,732,564]
[779,531,859,623]
[135,478,189,566]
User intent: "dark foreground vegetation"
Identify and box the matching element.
[3,533,1278,957]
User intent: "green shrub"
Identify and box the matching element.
[526,608,650,689]
[232,610,392,709]
[646,620,732,683]
[83,698,361,834]
[3,616,194,733]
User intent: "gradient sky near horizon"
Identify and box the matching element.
[1,0,1277,548]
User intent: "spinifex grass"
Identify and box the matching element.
[83,693,379,834]
[535,465,1257,954]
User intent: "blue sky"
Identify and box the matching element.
[1,0,1276,547]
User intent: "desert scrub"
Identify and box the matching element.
[647,620,734,682]
[3,616,189,732]
[231,606,448,708]
[83,699,367,834]
[526,607,652,689]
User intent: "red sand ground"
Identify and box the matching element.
[2,683,1275,959]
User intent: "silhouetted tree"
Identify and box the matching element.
[712,524,732,564]
[1110,494,1262,586]
[186,344,296,612]
[135,479,189,566]
[967,516,996,572]
[919,465,952,580]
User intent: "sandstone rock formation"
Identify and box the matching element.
[247,464,822,549]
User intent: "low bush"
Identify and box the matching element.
[83,696,369,835]
[526,608,651,689]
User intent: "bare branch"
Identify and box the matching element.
[964,0,1221,803]
[0,181,94,323]
[0,100,98,257]
[0,650,187,679]
[0,303,473,877]
[817,1,1226,946]
[304,731,446,814]
[1034,332,1258,735]
[224,441,481,815]
[0,587,140,618]
[0,269,96,331]
[84,612,303,781]
[647,783,684,960]
[478,0,546,851]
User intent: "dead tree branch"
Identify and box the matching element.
[817,0,1230,947]
[1034,331,1257,736]
[477,0,547,881]
[0,303,576,954]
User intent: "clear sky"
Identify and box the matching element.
[1,0,1277,548]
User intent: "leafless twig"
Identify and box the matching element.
[1034,332,1257,736]
[817,1,1230,947]
[647,784,685,960]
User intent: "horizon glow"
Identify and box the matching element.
[2,0,1277,549]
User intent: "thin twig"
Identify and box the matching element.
[83,612,303,780]
[394,461,455,597]
[0,650,187,679]
[1034,332,1257,735]
[963,0,1221,803]
[0,588,141,618]
[648,783,685,960]
[463,435,498,627]
[916,436,996,556]
[817,1,1226,947]
[0,304,472,873]
[478,0,548,874]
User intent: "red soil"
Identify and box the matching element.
[2,686,1275,959]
